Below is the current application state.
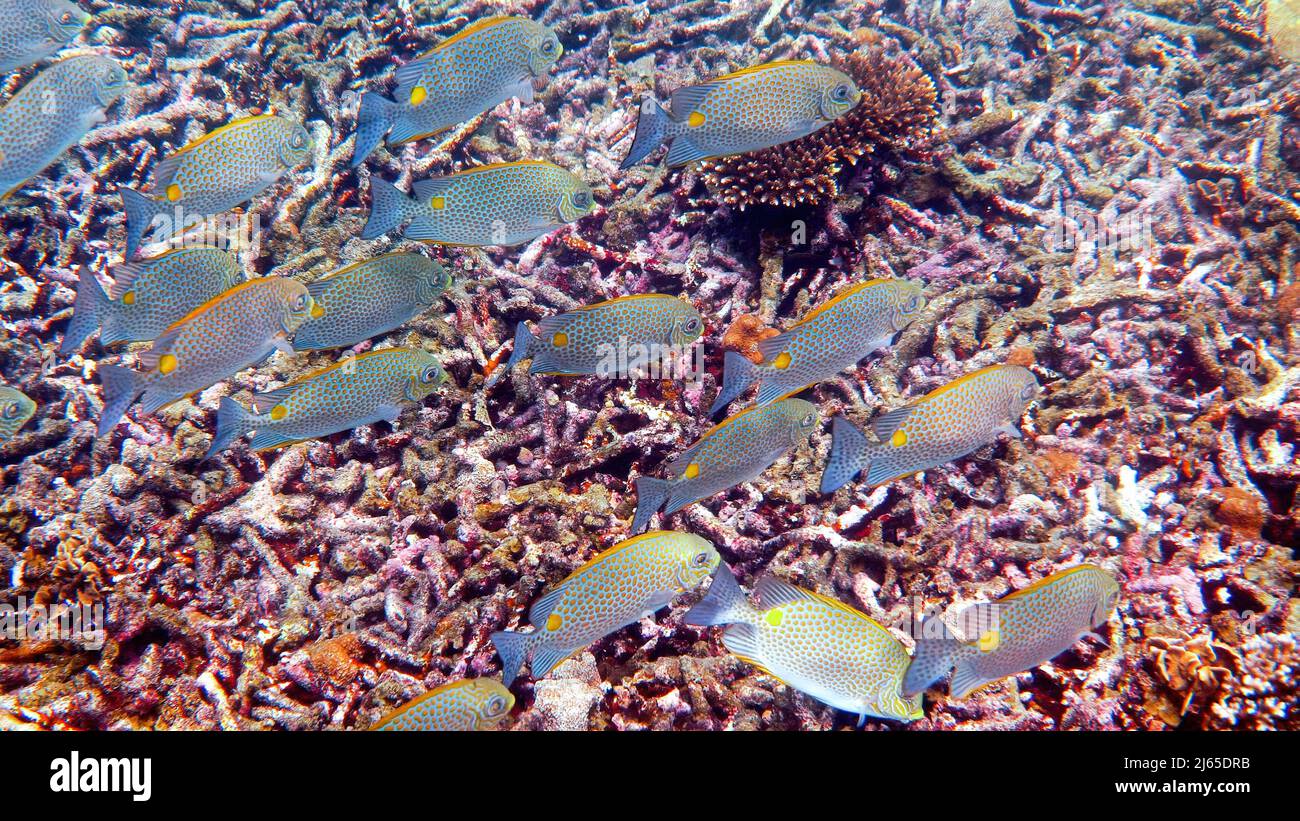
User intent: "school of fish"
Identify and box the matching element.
[0,10,1127,732]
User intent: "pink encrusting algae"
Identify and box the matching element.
[0,0,1296,732]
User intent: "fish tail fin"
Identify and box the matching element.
[620,97,671,169]
[709,350,757,415]
[119,187,159,259]
[61,267,111,355]
[351,93,397,168]
[486,322,535,388]
[902,616,963,698]
[96,364,143,436]
[361,177,413,240]
[490,629,535,687]
[820,415,872,494]
[630,476,671,533]
[683,562,753,627]
[205,396,256,461]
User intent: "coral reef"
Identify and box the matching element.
[0,0,1296,732]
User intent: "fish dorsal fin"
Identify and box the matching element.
[712,60,819,83]
[1001,564,1099,603]
[871,405,915,442]
[791,279,892,329]
[753,575,884,627]
[669,84,715,120]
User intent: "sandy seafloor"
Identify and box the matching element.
[0,0,1297,731]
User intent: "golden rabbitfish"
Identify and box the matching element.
[62,248,245,355]
[711,278,926,415]
[490,531,720,685]
[632,397,818,533]
[120,114,313,258]
[903,564,1120,699]
[0,385,35,442]
[0,0,89,73]
[621,59,861,168]
[293,253,452,352]
[821,364,1040,493]
[0,54,126,199]
[686,563,922,724]
[373,678,515,731]
[206,347,445,459]
[351,16,562,166]
[490,293,703,385]
[96,277,316,436]
[362,160,593,247]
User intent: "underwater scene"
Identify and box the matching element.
[0,0,1296,733]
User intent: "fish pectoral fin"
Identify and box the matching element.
[871,404,914,442]
[271,336,295,357]
[993,421,1022,439]
[250,384,298,415]
[668,84,714,122]
[507,74,536,104]
[376,403,402,423]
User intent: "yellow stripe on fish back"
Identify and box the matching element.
[447,160,562,177]
[273,348,408,391]
[158,277,269,334]
[1000,564,1103,603]
[413,16,522,60]
[787,585,894,633]
[790,279,894,329]
[712,60,820,82]
[571,293,678,312]
[915,364,1010,404]
[166,114,281,158]
[558,530,678,581]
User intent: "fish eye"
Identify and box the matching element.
[1020,383,1037,401]
[573,191,590,208]
[487,696,507,713]
[833,84,850,102]
[683,317,700,332]
[905,295,920,312]
[692,552,710,567]
[421,365,441,384]
[2,402,18,420]
[294,294,308,310]
[541,39,556,54]
[802,413,815,426]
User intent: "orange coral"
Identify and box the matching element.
[721,314,780,364]
[1214,487,1266,539]
[701,49,939,209]
[1005,346,1036,367]
[1147,631,1240,723]
[305,633,365,686]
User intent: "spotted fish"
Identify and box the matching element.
[293,253,452,351]
[0,54,126,200]
[206,346,445,459]
[489,294,703,386]
[711,279,925,415]
[61,248,245,355]
[361,160,593,246]
[119,114,313,259]
[96,277,315,436]
[490,530,720,685]
[632,397,818,533]
[351,16,562,167]
[821,364,1040,494]
[0,0,89,74]
[621,60,861,168]
[0,385,35,442]
[373,678,515,731]
[903,564,1120,699]
[686,563,922,724]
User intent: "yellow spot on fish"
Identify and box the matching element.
[978,629,1000,652]
[409,86,427,106]
[764,608,784,627]
[122,291,136,306]
[545,613,563,632]
[158,354,178,375]
[552,331,569,348]
[890,429,908,447]
[429,196,446,210]
[310,302,325,319]
[270,405,288,421]
[772,351,792,370]
[166,183,182,202]
[688,111,706,127]
[683,462,700,479]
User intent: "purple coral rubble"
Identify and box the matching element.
[0,0,1297,733]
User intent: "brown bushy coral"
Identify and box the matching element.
[701,49,939,209]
